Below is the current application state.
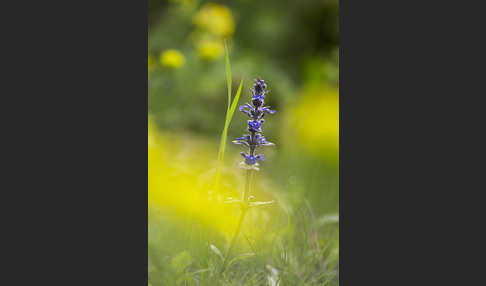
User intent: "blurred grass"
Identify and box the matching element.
[148,0,339,284]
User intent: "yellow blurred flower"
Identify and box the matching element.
[193,3,234,37]
[148,55,156,72]
[148,119,238,234]
[290,84,339,162]
[197,40,224,61]
[160,49,186,69]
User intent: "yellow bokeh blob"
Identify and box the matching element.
[290,84,339,162]
[193,3,234,37]
[148,119,238,234]
[160,49,186,69]
[196,40,224,61]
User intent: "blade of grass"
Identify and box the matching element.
[227,80,244,126]
[214,78,244,194]
[224,39,232,116]
[216,40,232,164]
[216,40,232,166]
[214,41,233,195]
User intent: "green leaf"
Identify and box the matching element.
[227,79,244,127]
[249,200,275,207]
[214,79,243,192]
[316,214,339,226]
[209,244,224,261]
[214,43,244,194]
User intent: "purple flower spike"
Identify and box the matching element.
[233,78,276,168]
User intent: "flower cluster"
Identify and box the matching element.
[233,78,275,167]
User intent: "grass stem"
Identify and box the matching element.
[220,169,253,274]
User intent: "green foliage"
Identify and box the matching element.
[148,203,339,285]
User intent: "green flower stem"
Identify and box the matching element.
[220,169,253,274]
[243,169,252,203]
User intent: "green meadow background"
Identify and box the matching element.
[148,0,339,285]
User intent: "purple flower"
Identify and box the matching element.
[233,78,276,167]
[255,134,274,146]
[232,135,250,147]
[239,104,252,117]
[248,120,263,131]
[249,77,270,105]
[254,78,267,93]
[261,107,276,115]
[240,152,265,165]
